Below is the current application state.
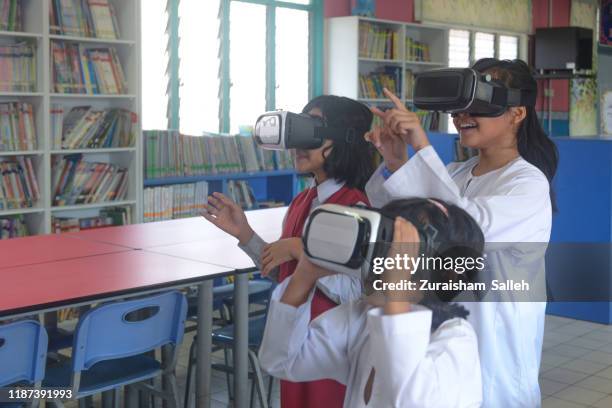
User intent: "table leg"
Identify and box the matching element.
[196,280,213,408]
[233,273,249,408]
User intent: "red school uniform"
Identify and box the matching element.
[277,183,369,408]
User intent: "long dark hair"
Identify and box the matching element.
[302,95,376,190]
[472,58,559,210]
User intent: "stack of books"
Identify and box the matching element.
[406,37,431,62]
[143,181,208,222]
[0,156,40,209]
[0,0,22,31]
[0,42,36,92]
[0,215,28,239]
[359,22,400,60]
[359,66,402,99]
[50,0,120,39]
[51,105,137,149]
[52,206,131,233]
[52,155,128,206]
[144,130,294,180]
[51,41,127,94]
[0,102,37,151]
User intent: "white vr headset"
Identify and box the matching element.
[302,204,439,281]
[253,111,357,150]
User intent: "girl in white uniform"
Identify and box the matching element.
[259,198,486,408]
[364,59,558,407]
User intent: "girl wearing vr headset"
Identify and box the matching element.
[203,95,376,408]
[259,198,485,407]
[365,58,558,407]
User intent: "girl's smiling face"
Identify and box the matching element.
[293,108,333,178]
[452,110,521,150]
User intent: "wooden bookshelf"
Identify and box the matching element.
[0,0,142,238]
[326,16,449,130]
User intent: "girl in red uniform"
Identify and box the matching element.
[203,95,376,408]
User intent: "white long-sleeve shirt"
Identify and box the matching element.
[366,146,550,407]
[238,178,363,304]
[259,278,483,408]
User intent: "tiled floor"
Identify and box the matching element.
[540,315,612,408]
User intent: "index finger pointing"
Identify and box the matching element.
[383,88,404,110]
[370,106,386,119]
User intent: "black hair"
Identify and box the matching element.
[302,95,376,190]
[380,198,485,304]
[472,58,559,211]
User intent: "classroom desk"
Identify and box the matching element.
[0,234,130,270]
[66,206,288,250]
[0,206,287,408]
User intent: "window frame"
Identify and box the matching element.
[162,0,323,134]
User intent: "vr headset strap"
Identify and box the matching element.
[315,127,359,143]
[478,82,537,108]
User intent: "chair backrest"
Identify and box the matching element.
[72,291,187,371]
[0,320,48,386]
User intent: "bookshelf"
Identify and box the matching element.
[0,0,142,239]
[326,16,448,131]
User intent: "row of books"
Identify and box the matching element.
[50,0,120,39]
[143,181,208,222]
[52,206,131,233]
[52,155,128,206]
[0,0,22,31]
[0,102,37,151]
[0,157,40,210]
[144,131,294,180]
[0,215,28,239]
[51,41,127,94]
[51,105,136,149]
[359,22,400,60]
[359,66,401,99]
[0,42,36,92]
[406,37,431,62]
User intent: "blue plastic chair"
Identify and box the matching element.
[0,320,48,408]
[43,291,187,407]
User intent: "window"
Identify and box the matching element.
[178,0,221,135]
[229,2,267,134]
[275,7,310,113]
[141,0,169,130]
[498,35,519,60]
[448,29,470,68]
[473,32,495,61]
[141,0,321,135]
[447,30,521,67]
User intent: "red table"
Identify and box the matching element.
[0,207,287,408]
[0,251,230,317]
[0,234,130,270]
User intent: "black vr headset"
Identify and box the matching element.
[413,68,537,117]
[302,204,440,282]
[253,111,358,150]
